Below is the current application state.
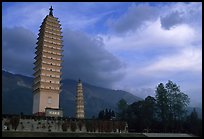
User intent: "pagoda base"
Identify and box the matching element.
[45,108,63,117]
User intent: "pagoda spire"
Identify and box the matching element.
[49,6,53,16]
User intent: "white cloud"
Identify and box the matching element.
[2,2,202,107]
[143,47,202,74]
[102,20,197,54]
[62,10,114,31]
[107,3,159,34]
[3,3,49,32]
[100,2,202,106]
[3,2,116,34]
[159,2,201,28]
[160,11,184,30]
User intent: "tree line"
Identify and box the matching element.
[98,108,116,120]
[116,80,202,136]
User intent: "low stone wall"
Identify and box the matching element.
[2,115,128,133]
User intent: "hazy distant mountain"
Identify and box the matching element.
[2,70,142,118]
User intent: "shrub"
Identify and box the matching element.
[70,122,77,132]
[10,116,20,131]
[62,122,68,131]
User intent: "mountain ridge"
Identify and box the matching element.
[3,70,201,119]
[2,70,142,118]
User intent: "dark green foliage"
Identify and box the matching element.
[10,116,20,131]
[117,99,128,120]
[117,99,128,112]
[165,81,190,132]
[183,108,202,136]
[70,121,77,132]
[165,81,190,120]
[155,83,168,122]
[142,96,157,130]
[61,121,69,131]
[98,108,116,120]
[122,99,156,132]
[116,80,201,136]
[85,120,92,132]
[111,110,116,118]
[77,120,84,131]
[98,110,104,119]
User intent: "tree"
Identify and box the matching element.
[124,96,157,132]
[165,80,190,131]
[142,96,157,131]
[108,109,112,120]
[117,99,128,120]
[70,121,77,132]
[61,121,69,131]
[77,120,83,131]
[98,110,104,119]
[115,80,190,133]
[155,81,190,132]
[10,116,20,131]
[105,109,109,120]
[184,108,202,136]
[155,83,169,131]
[126,100,144,132]
[98,109,116,120]
[117,99,128,111]
[85,120,93,132]
[111,110,116,119]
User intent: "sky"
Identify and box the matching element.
[2,2,202,108]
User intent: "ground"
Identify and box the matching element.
[2,131,146,137]
[2,131,195,137]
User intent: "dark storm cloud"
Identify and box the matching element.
[2,27,36,76]
[160,11,184,30]
[62,29,124,87]
[108,4,159,34]
[2,27,124,88]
